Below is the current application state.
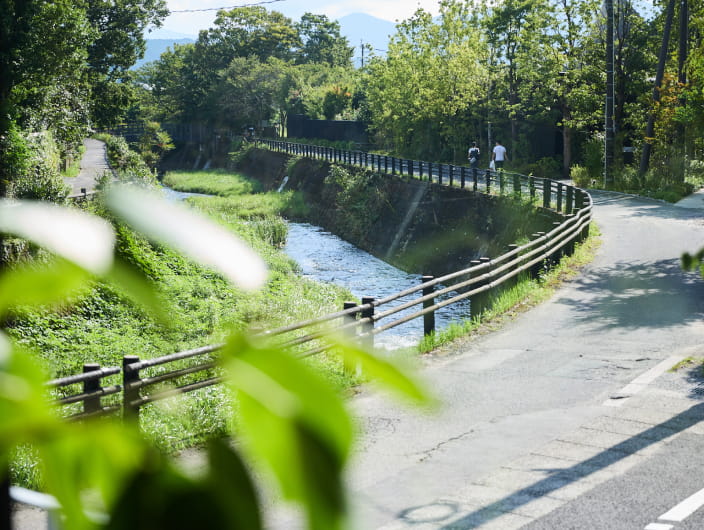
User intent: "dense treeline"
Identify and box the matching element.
[132,0,704,197]
[0,0,167,199]
[3,0,704,199]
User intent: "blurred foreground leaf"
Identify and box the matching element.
[220,333,353,530]
[0,200,115,274]
[106,186,267,291]
[0,259,91,317]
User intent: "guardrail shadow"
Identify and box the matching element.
[389,403,704,529]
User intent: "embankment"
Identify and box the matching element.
[236,148,560,276]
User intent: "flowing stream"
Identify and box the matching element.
[163,187,471,350]
[285,223,471,350]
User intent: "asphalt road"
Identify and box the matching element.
[64,138,111,197]
[327,190,704,530]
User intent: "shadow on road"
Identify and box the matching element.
[554,259,704,331]
[387,403,704,529]
[591,191,704,223]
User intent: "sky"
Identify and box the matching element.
[157,0,442,37]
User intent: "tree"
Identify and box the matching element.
[365,2,487,160]
[0,0,93,195]
[203,6,300,65]
[295,13,354,67]
[85,0,168,127]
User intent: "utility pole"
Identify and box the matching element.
[487,121,492,154]
[604,0,615,186]
[360,39,364,68]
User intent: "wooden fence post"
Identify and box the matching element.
[566,186,574,214]
[513,174,521,199]
[460,166,466,188]
[122,355,141,421]
[529,176,536,202]
[543,179,551,209]
[361,296,375,350]
[530,233,545,279]
[83,363,102,415]
[343,302,358,375]
[556,182,563,212]
[485,170,492,194]
[422,276,435,336]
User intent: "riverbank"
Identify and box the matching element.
[8,169,358,490]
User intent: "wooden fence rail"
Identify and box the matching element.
[46,139,592,423]
[9,139,592,528]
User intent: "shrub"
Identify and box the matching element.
[570,164,592,188]
[7,130,69,202]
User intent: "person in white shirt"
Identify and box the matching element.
[492,140,508,169]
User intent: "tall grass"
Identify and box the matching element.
[418,224,601,353]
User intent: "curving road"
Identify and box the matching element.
[338,190,704,529]
[64,138,111,197]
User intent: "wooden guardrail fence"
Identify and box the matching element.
[47,139,592,422]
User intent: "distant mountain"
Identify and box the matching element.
[135,13,396,70]
[338,13,396,66]
[134,38,194,69]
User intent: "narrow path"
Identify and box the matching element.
[64,138,110,197]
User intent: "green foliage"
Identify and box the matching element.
[137,121,174,169]
[102,134,157,187]
[322,85,352,120]
[0,121,30,197]
[5,130,69,202]
[583,136,604,181]
[321,166,387,242]
[570,164,592,188]
[0,188,428,528]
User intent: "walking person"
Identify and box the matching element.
[492,140,508,170]
[468,142,480,169]
[468,141,480,187]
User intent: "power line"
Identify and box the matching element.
[170,0,285,14]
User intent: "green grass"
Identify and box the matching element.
[8,170,357,485]
[418,223,601,353]
[163,169,260,197]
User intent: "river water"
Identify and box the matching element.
[285,223,471,350]
[163,187,471,349]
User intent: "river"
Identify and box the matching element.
[163,187,471,350]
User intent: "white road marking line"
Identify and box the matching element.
[644,523,673,530]
[602,355,684,407]
[659,485,704,522]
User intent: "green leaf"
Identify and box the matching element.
[219,333,354,529]
[332,337,431,405]
[206,439,263,530]
[0,200,115,274]
[105,186,267,291]
[0,259,91,317]
[0,337,60,446]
